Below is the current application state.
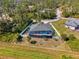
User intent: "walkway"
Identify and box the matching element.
[41,19,60,23]
[50,23,61,37]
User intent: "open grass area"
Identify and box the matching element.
[52,19,79,52]
[0,44,54,59]
[52,19,71,35]
[0,43,76,59]
[67,39,79,52]
[0,48,53,59]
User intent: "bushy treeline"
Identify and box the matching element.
[0,0,32,34]
[0,0,56,34]
[29,0,79,17]
[0,0,33,42]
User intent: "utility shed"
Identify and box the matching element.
[65,18,79,30]
[29,23,55,38]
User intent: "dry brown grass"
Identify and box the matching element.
[0,42,78,59]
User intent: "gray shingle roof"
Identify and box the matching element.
[29,23,54,32]
[65,18,79,27]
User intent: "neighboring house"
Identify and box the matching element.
[65,18,79,30]
[28,22,55,38]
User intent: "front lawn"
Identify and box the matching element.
[0,48,53,59]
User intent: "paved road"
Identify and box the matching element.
[41,19,60,23]
[41,17,69,23]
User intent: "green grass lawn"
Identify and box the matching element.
[0,44,75,59]
[52,19,79,52]
[52,19,71,34]
[0,48,53,59]
[67,39,79,52]
[0,46,53,59]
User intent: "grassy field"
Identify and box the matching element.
[0,48,53,59]
[0,42,76,59]
[0,45,53,59]
[67,39,79,52]
[52,19,79,52]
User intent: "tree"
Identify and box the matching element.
[27,36,31,42]
[61,34,69,41]
[69,34,76,41]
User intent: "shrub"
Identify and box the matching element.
[0,33,18,42]
[17,35,23,42]
[27,36,31,41]
[30,41,37,44]
[61,34,69,41]
[69,34,76,41]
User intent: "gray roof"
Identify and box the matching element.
[29,23,54,32]
[65,18,79,27]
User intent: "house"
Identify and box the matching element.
[28,23,55,38]
[65,18,79,30]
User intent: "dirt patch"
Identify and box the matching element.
[0,56,15,59]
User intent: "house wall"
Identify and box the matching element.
[65,25,75,30]
[75,26,79,31]
[68,26,75,30]
[69,26,75,30]
[29,35,53,38]
[29,31,54,38]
